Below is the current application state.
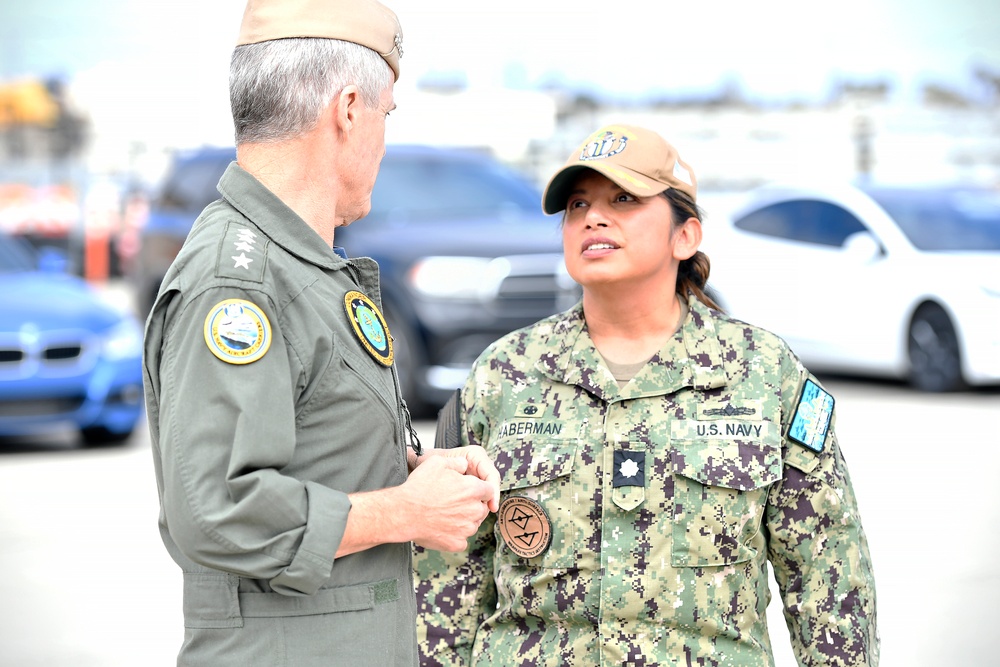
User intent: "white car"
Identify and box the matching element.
[703,182,1000,392]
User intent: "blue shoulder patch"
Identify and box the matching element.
[788,378,835,453]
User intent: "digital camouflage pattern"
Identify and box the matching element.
[414,294,878,666]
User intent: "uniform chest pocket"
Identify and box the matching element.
[494,438,579,569]
[670,428,781,568]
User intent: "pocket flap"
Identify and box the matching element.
[672,439,781,491]
[496,439,576,492]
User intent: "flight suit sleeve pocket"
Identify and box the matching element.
[670,436,781,567]
[183,573,243,629]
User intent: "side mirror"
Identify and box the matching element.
[842,231,883,263]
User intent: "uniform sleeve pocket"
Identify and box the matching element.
[671,437,781,567]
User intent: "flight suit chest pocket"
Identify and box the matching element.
[669,419,782,567]
[494,438,578,568]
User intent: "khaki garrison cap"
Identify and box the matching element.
[542,124,697,214]
[237,0,403,81]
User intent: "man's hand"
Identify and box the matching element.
[401,450,500,552]
[338,446,501,557]
[411,445,501,511]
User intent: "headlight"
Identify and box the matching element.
[407,256,511,300]
[102,319,144,361]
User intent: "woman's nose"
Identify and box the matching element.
[584,203,611,228]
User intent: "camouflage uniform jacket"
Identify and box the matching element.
[414,295,878,666]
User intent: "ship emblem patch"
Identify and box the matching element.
[203,299,271,364]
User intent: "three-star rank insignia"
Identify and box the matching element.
[203,298,271,364]
[498,496,552,559]
[344,290,393,366]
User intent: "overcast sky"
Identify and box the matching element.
[1,0,997,158]
[3,0,999,99]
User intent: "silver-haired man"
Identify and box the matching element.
[143,1,500,664]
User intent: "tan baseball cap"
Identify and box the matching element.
[236,0,403,81]
[542,124,697,214]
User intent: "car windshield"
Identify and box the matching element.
[367,152,541,223]
[867,188,1000,251]
[0,232,37,272]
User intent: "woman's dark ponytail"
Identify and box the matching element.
[662,189,723,311]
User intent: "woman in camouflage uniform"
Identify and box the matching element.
[414,124,879,666]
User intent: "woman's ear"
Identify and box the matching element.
[672,216,703,261]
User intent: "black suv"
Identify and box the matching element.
[134,144,579,414]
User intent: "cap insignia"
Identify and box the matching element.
[580,131,628,161]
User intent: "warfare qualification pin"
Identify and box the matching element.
[344,290,393,366]
[497,496,552,559]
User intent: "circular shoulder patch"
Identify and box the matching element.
[203,299,271,364]
[344,290,393,366]
[497,496,552,559]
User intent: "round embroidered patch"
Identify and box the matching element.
[344,290,393,366]
[497,496,552,559]
[203,299,271,364]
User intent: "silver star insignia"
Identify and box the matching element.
[232,252,253,270]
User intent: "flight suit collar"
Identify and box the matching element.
[537,294,728,400]
[216,162,349,272]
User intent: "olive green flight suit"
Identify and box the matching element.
[143,163,417,666]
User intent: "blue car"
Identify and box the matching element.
[0,231,144,446]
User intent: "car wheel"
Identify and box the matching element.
[383,308,432,419]
[907,303,964,392]
[81,426,134,448]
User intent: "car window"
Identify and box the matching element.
[153,153,234,213]
[867,189,1000,251]
[0,232,37,272]
[367,154,541,223]
[734,200,868,247]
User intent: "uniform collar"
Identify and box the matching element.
[537,293,728,400]
[217,162,348,270]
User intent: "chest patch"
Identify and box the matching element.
[498,496,552,559]
[344,290,393,366]
[788,378,835,452]
[203,298,271,364]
